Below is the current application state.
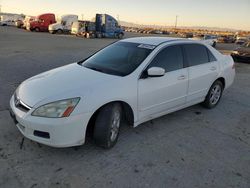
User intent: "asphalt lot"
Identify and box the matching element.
[0,27,250,188]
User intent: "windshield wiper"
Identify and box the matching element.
[86,66,104,73]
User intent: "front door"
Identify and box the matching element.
[138,45,188,120]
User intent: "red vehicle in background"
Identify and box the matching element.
[26,13,56,32]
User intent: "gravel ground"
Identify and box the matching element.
[0,27,250,188]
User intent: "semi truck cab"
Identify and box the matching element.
[27,13,56,32]
[95,14,124,38]
[49,15,78,34]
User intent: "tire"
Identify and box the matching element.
[93,103,122,149]
[202,80,223,109]
[35,27,40,32]
[96,33,102,38]
[57,29,63,34]
[118,33,124,39]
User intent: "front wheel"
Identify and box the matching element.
[93,103,122,149]
[202,80,223,109]
[57,29,63,34]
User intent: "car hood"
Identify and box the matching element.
[17,63,117,107]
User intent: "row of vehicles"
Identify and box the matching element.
[1,13,124,38]
[126,27,250,45]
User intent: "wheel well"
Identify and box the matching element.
[216,77,225,89]
[85,101,134,138]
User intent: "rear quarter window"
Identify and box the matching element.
[184,44,210,66]
[207,49,217,62]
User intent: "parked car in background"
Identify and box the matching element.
[204,35,218,47]
[162,31,170,35]
[9,37,235,149]
[235,36,249,45]
[231,42,250,63]
[218,35,236,43]
[189,34,217,47]
[184,32,194,38]
[26,13,56,32]
[49,14,78,34]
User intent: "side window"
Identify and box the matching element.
[184,44,209,66]
[148,45,184,72]
[207,49,217,62]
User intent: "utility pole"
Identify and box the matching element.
[117,14,120,23]
[175,15,178,29]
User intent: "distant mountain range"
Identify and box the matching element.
[119,20,243,32]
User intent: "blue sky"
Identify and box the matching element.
[1,0,250,30]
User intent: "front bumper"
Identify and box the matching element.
[9,95,91,147]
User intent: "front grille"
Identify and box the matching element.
[14,93,31,112]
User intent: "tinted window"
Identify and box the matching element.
[184,44,209,66]
[207,49,217,62]
[148,45,183,72]
[83,42,153,76]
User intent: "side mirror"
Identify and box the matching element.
[147,67,165,77]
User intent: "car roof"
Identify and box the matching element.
[121,37,185,46]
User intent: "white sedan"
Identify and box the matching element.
[9,37,235,149]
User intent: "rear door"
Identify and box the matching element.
[183,44,219,102]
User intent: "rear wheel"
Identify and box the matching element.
[118,33,124,39]
[202,80,223,109]
[35,27,40,32]
[93,103,122,149]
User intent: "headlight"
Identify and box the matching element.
[32,98,80,118]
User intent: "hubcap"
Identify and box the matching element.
[110,110,121,142]
[209,85,222,105]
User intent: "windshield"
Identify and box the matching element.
[82,42,154,76]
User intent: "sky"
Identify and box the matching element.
[1,0,250,30]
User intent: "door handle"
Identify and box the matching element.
[178,75,186,80]
[210,66,217,71]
